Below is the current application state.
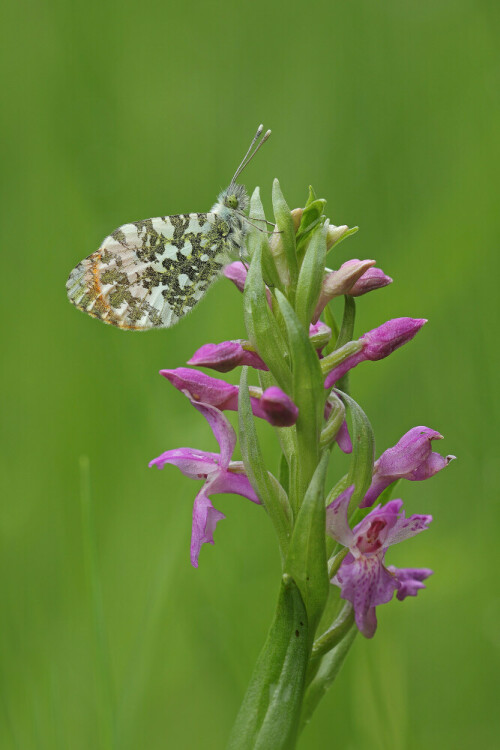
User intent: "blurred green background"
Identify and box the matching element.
[1,0,499,747]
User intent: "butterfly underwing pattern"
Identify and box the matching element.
[66,125,271,330]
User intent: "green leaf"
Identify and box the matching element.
[337,390,375,511]
[305,185,317,206]
[274,291,325,508]
[335,295,356,393]
[310,603,354,661]
[295,220,328,329]
[319,393,345,449]
[226,575,309,750]
[296,199,327,254]
[238,368,292,558]
[272,179,298,291]
[279,454,289,496]
[325,224,359,254]
[248,187,283,291]
[258,370,297,467]
[285,452,330,638]
[321,304,340,355]
[300,625,357,733]
[336,295,356,349]
[243,244,292,392]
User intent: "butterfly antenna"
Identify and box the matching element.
[230,125,271,186]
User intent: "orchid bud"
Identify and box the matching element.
[224,262,273,306]
[324,318,427,387]
[308,321,332,351]
[341,259,392,296]
[161,368,239,410]
[188,340,268,373]
[362,317,427,360]
[326,224,351,250]
[260,386,299,427]
[313,260,375,322]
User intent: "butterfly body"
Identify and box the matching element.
[66,126,270,330]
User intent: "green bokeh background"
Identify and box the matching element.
[1,1,499,747]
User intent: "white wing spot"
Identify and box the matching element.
[200,253,209,261]
[163,245,178,260]
[178,273,191,289]
[179,240,192,257]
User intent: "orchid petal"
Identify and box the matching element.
[335,419,353,454]
[149,448,220,478]
[209,469,261,504]
[388,566,433,600]
[335,555,397,638]
[326,485,355,547]
[190,490,226,568]
[385,511,432,547]
[160,368,239,410]
[407,451,456,481]
[190,401,236,468]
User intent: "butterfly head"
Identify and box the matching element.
[219,183,249,213]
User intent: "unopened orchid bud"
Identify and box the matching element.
[313,260,375,322]
[188,341,268,373]
[291,207,303,232]
[361,426,456,507]
[324,318,427,388]
[347,263,392,296]
[161,368,239,410]
[161,368,298,428]
[326,224,351,250]
[223,262,248,293]
[362,317,427,360]
[224,262,273,306]
[308,321,332,350]
[260,386,299,427]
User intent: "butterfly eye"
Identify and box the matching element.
[227,195,239,209]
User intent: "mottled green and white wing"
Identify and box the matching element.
[66,213,232,330]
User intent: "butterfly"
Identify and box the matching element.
[66,125,271,330]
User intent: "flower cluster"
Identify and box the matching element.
[150,181,453,686]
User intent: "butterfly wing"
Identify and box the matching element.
[66,212,233,330]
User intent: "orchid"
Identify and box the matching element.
[361,426,456,507]
[148,180,453,749]
[159,367,299,427]
[327,486,432,637]
[149,399,259,567]
[323,317,427,388]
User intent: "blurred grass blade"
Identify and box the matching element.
[80,456,116,750]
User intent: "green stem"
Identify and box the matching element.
[226,576,310,750]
